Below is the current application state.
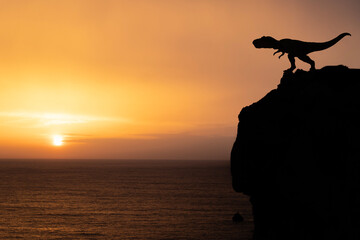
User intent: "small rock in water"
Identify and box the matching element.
[232,212,244,222]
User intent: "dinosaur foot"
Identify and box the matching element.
[280,70,295,86]
[282,69,294,81]
[283,69,294,75]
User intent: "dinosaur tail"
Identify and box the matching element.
[309,33,351,53]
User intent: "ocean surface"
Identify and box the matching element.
[0,159,253,239]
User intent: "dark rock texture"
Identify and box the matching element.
[231,66,360,240]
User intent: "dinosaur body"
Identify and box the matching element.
[253,33,351,72]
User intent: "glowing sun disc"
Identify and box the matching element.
[52,135,63,146]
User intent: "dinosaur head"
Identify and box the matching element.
[253,36,278,49]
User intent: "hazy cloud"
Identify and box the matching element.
[0,111,128,127]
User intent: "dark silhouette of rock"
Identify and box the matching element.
[231,66,360,240]
[232,211,244,222]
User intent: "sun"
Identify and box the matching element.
[52,135,63,146]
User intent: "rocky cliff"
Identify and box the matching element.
[231,66,360,240]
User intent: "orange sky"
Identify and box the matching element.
[0,0,359,160]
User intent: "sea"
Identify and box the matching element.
[0,159,253,239]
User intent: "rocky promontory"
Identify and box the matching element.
[231,66,360,240]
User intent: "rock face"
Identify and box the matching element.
[231,66,360,240]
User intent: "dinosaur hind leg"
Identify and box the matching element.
[286,54,296,72]
[298,55,315,71]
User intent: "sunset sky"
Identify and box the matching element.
[0,0,359,160]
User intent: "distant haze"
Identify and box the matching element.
[0,0,359,160]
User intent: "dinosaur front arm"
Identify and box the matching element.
[273,50,281,56]
[273,50,285,59]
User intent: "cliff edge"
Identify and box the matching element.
[231,66,360,240]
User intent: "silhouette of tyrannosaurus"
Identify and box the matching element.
[253,33,351,72]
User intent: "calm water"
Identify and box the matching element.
[0,160,253,239]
